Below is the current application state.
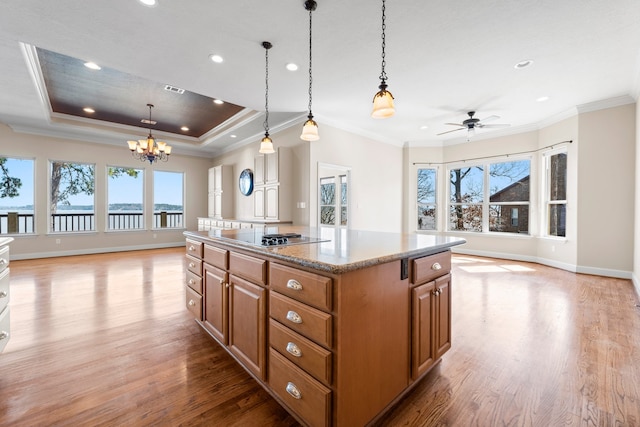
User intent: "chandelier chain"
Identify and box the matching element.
[379,0,388,83]
[308,6,313,114]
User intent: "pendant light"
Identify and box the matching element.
[259,41,276,154]
[371,0,395,118]
[300,0,320,141]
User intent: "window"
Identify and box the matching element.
[545,150,567,237]
[417,168,437,230]
[50,161,95,232]
[488,160,530,234]
[340,174,348,226]
[320,176,336,226]
[108,166,143,230]
[153,171,183,229]
[449,159,531,233]
[0,157,35,234]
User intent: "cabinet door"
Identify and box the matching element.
[228,274,266,380]
[208,167,216,193]
[213,192,223,218]
[203,264,228,345]
[265,150,279,183]
[254,155,265,186]
[207,194,215,218]
[411,281,435,379]
[434,274,452,359]
[265,185,279,220]
[254,187,265,218]
[213,165,223,191]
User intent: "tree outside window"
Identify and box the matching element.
[546,151,567,237]
[0,157,34,234]
[449,166,484,232]
[417,168,436,230]
[50,161,95,232]
[320,177,335,226]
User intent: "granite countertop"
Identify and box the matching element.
[184,226,465,274]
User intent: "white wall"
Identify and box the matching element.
[0,123,210,259]
[635,98,640,294]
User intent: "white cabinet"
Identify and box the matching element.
[0,238,12,353]
[253,148,291,221]
[208,165,234,219]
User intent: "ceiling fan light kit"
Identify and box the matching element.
[437,111,510,140]
[371,0,395,119]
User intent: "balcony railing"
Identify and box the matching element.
[0,211,183,233]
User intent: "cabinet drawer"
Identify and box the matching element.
[0,306,9,352]
[270,292,332,349]
[270,319,332,386]
[185,286,203,320]
[185,254,202,276]
[204,245,228,270]
[185,270,202,294]
[270,263,332,311]
[412,251,451,285]
[229,252,266,286]
[0,244,8,273]
[0,268,8,313]
[185,239,203,258]
[269,348,331,427]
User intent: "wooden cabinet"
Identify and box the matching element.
[203,263,227,344]
[208,165,234,219]
[253,148,291,222]
[0,238,11,353]
[411,252,452,380]
[185,239,204,321]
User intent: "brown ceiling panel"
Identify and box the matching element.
[37,47,245,138]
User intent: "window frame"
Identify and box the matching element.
[48,160,96,234]
[0,156,36,235]
[416,166,438,232]
[106,165,145,232]
[542,147,568,239]
[152,170,185,230]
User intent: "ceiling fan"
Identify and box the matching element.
[437,111,510,138]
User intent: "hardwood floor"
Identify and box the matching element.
[1,248,639,426]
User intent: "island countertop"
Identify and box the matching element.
[184,226,465,274]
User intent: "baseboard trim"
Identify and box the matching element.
[10,242,186,260]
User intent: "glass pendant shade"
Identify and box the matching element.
[259,134,275,154]
[372,86,395,118]
[300,115,319,141]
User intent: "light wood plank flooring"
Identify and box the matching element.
[1,248,639,426]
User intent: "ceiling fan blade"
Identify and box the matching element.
[478,115,500,123]
[444,122,464,127]
[477,123,510,129]
[437,127,466,136]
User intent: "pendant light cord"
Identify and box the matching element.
[263,43,270,134]
[379,0,388,84]
[307,6,313,115]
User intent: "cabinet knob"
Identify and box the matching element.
[431,262,442,271]
[0,291,7,298]
[285,382,302,399]
[286,310,303,324]
[286,342,302,357]
[0,331,8,341]
[189,262,195,268]
[286,279,303,291]
[188,245,195,251]
[188,299,196,307]
[0,259,6,265]
[188,279,195,285]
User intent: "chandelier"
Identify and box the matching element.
[127,104,172,163]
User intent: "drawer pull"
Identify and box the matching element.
[286,279,303,291]
[0,291,7,298]
[188,279,195,285]
[189,262,196,268]
[188,245,195,251]
[0,259,5,265]
[286,342,302,357]
[431,262,442,271]
[188,299,196,307]
[285,382,302,399]
[0,331,8,341]
[286,310,303,324]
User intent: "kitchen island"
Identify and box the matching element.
[183,226,465,427]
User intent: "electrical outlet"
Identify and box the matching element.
[55,239,61,244]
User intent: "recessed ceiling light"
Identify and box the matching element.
[209,54,224,63]
[537,96,550,102]
[420,125,428,130]
[230,135,237,138]
[286,63,298,71]
[83,107,95,113]
[84,61,101,70]
[139,0,157,6]
[181,126,189,132]
[514,59,533,69]
[213,99,224,105]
